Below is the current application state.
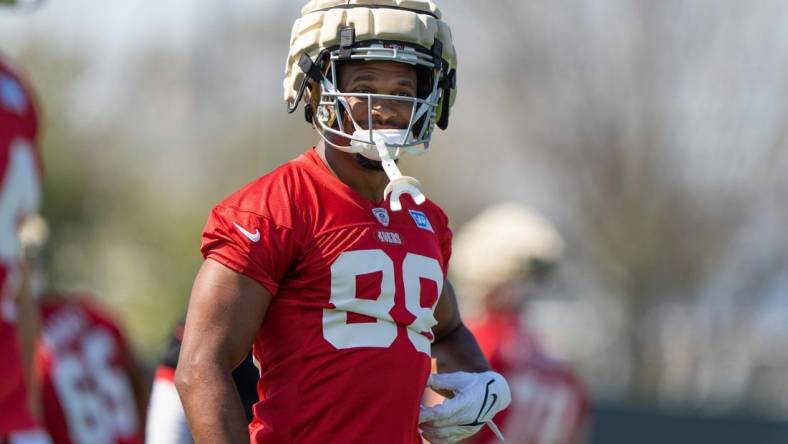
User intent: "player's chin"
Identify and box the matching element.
[354,153,385,172]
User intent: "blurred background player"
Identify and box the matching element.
[18,216,149,444]
[451,204,589,444]
[0,5,51,441]
[145,315,258,444]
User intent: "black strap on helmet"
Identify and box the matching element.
[437,68,455,130]
[431,39,444,70]
[298,53,323,83]
[338,27,355,60]
[288,52,326,120]
[430,38,454,130]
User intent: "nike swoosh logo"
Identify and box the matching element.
[233,222,261,242]
[482,394,498,418]
[460,379,499,427]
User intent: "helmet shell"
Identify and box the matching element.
[284,0,457,112]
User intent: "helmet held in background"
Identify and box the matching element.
[451,203,564,317]
[284,0,457,162]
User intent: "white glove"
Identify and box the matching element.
[419,371,511,444]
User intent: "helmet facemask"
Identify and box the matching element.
[292,30,449,210]
[314,44,443,162]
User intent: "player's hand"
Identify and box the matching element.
[419,371,511,443]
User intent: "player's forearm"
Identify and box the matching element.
[431,322,490,373]
[15,261,42,420]
[175,364,248,443]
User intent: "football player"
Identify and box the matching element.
[175,1,511,443]
[452,204,590,444]
[145,315,258,444]
[0,10,51,442]
[18,216,149,444]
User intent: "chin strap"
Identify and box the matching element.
[374,138,426,211]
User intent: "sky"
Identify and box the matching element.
[0,1,297,54]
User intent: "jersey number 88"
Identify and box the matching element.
[323,249,443,355]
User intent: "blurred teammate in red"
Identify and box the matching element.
[0,41,51,444]
[18,217,149,444]
[451,204,590,444]
[176,1,513,443]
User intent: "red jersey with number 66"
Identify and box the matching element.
[37,295,142,444]
[201,148,452,444]
[0,55,42,434]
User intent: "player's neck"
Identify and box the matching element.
[317,141,389,202]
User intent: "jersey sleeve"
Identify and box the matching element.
[201,205,299,296]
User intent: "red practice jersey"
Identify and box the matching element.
[37,295,141,444]
[0,54,42,434]
[465,314,589,444]
[202,148,452,444]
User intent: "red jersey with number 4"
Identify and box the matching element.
[201,148,452,444]
[465,315,589,444]
[37,295,141,444]
[0,55,42,434]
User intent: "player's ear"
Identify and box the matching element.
[304,81,318,125]
[306,81,340,129]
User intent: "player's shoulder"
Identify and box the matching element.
[0,53,41,189]
[0,53,27,88]
[214,152,317,223]
[414,197,451,234]
[42,292,122,328]
[0,53,39,126]
[75,294,121,324]
[421,198,449,221]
